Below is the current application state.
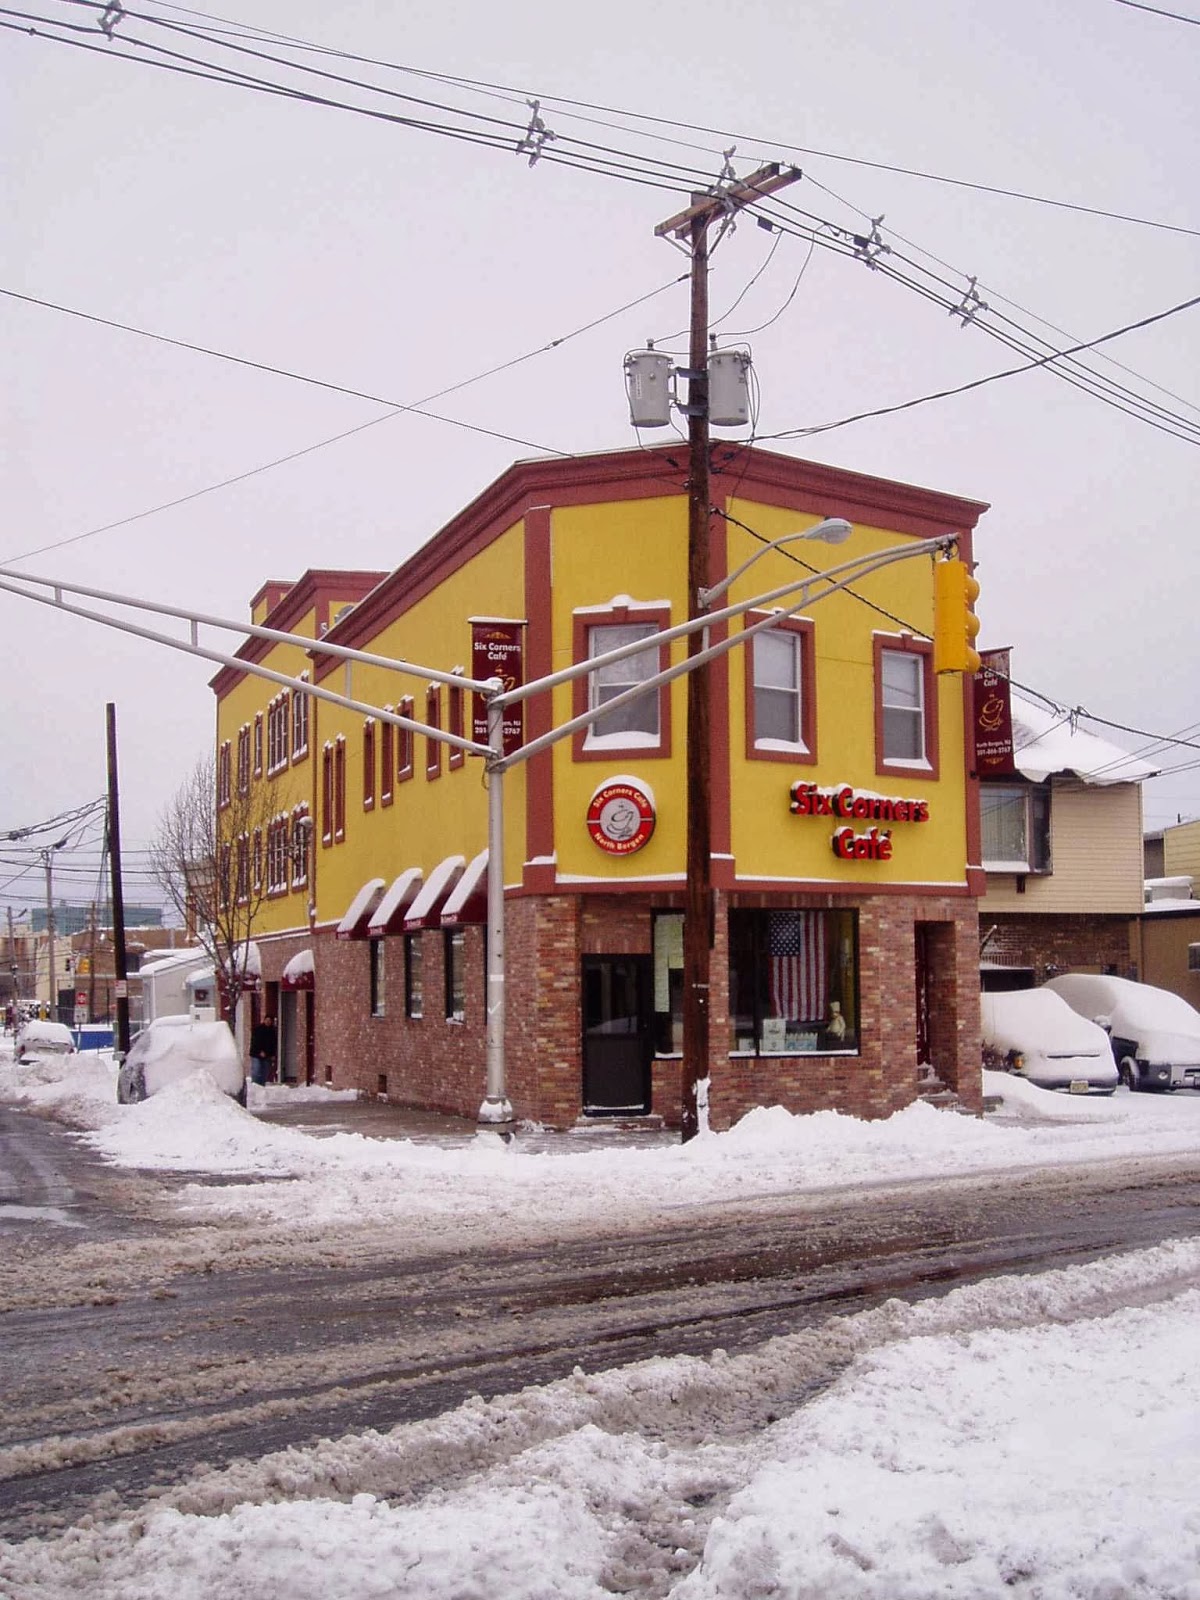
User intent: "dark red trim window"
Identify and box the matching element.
[745,613,817,765]
[380,713,394,807]
[397,696,415,785]
[425,686,442,780]
[363,719,376,810]
[448,677,465,771]
[217,742,232,809]
[321,744,334,846]
[571,603,672,762]
[334,736,346,840]
[236,726,251,794]
[873,633,939,780]
[291,806,310,887]
[253,714,263,777]
[292,675,310,761]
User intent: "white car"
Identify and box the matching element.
[14,1020,76,1063]
[117,1015,245,1104]
[981,987,1118,1095]
[1045,974,1200,1092]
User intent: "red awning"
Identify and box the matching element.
[281,949,315,990]
[367,868,424,938]
[402,855,465,931]
[441,849,488,926]
[335,878,386,940]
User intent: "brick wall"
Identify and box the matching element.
[980,914,1135,981]
[276,888,984,1130]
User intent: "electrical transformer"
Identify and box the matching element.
[623,348,673,428]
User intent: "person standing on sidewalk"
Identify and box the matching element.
[249,1013,278,1086]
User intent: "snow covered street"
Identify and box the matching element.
[2,1053,1199,1596]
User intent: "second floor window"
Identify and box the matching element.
[267,694,290,773]
[587,622,659,744]
[749,617,815,759]
[292,676,310,759]
[217,742,232,808]
[981,784,1051,873]
[397,697,415,783]
[236,726,251,794]
[363,719,376,810]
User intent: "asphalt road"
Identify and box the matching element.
[2,1103,1199,1540]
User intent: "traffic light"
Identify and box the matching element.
[933,556,981,674]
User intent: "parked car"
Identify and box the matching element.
[13,1020,77,1063]
[1045,974,1200,1092]
[117,1015,245,1105]
[981,987,1118,1095]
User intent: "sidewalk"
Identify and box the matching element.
[251,1088,677,1153]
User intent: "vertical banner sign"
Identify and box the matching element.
[975,647,1016,776]
[471,619,525,756]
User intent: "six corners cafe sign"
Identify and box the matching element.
[789,781,930,862]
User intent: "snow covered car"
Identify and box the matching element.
[1045,974,1200,1092]
[980,987,1117,1095]
[117,1015,245,1105]
[13,1020,77,1063]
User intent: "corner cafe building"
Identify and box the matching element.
[213,445,989,1128]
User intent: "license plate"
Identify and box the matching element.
[1068,1080,1090,1094]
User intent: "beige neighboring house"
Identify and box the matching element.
[979,694,1156,989]
[1137,817,1200,1010]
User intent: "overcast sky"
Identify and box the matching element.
[4,0,1198,915]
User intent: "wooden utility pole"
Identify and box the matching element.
[655,163,800,1142]
[106,703,132,1057]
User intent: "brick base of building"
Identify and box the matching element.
[980,914,1136,986]
[279,888,982,1131]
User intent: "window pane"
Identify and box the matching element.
[652,912,684,1053]
[405,935,423,1018]
[881,650,925,761]
[754,633,802,744]
[589,624,659,740]
[981,786,1028,865]
[729,909,858,1055]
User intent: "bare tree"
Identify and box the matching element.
[150,752,284,1024]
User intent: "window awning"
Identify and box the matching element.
[403,855,466,931]
[441,849,487,926]
[335,878,387,940]
[367,868,424,938]
[281,949,315,990]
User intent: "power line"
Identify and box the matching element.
[1114,0,1200,25]
[1,273,686,563]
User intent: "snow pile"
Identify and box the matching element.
[0,1049,120,1130]
[2,1240,1198,1598]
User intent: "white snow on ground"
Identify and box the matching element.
[1,1237,1197,1598]
[3,1051,1200,1595]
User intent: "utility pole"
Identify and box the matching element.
[655,162,800,1142]
[106,703,131,1058]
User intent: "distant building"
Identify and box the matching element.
[30,902,165,936]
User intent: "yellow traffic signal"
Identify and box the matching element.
[933,557,981,674]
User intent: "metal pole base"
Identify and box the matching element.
[476,1096,515,1144]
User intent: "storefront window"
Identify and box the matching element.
[729,908,858,1055]
[652,912,684,1054]
[369,939,385,1018]
[405,934,423,1018]
[444,929,466,1022]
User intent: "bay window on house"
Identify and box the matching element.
[980,783,1051,873]
[728,908,859,1056]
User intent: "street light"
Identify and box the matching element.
[699,518,853,611]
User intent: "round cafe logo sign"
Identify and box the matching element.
[586,777,656,856]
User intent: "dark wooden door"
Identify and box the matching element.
[581,956,652,1115]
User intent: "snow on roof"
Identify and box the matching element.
[403,855,466,929]
[282,948,315,982]
[441,850,487,923]
[367,868,424,936]
[137,946,208,976]
[336,878,387,938]
[1009,693,1157,786]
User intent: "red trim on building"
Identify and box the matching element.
[523,505,556,886]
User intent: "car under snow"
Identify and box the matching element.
[1045,973,1200,1092]
[117,1015,245,1105]
[13,1020,77,1064]
[980,987,1118,1095]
